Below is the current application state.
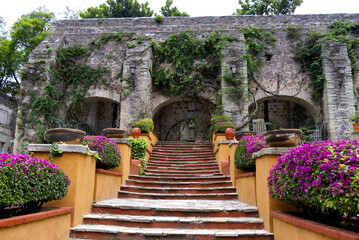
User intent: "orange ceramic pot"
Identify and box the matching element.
[353,123,359,132]
[225,127,235,140]
[132,127,141,139]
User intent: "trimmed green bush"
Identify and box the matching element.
[214,122,235,134]
[133,119,154,134]
[0,153,70,211]
[82,136,121,169]
[128,138,148,160]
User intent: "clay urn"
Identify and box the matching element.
[46,128,86,144]
[225,127,235,140]
[262,129,302,147]
[132,127,141,139]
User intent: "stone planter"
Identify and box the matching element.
[262,129,302,147]
[132,127,141,139]
[353,123,359,132]
[272,211,359,240]
[46,128,86,144]
[102,128,126,138]
[234,131,256,141]
[0,207,73,240]
[224,127,235,140]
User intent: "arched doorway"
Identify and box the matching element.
[153,98,214,142]
[65,97,120,135]
[248,96,325,141]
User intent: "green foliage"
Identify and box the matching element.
[294,30,325,104]
[234,0,303,15]
[160,0,189,17]
[209,114,231,138]
[18,44,109,143]
[349,111,359,123]
[89,32,134,48]
[0,8,54,96]
[284,25,301,39]
[49,143,63,162]
[133,118,154,134]
[222,71,245,106]
[128,138,148,160]
[151,30,238,97]
[0,154,70,212]
[240,27,276,80]
[154,14,164,24]
[80,0,153,18]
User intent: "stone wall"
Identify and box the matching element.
[0,92,17,153]
[15,14,359,150]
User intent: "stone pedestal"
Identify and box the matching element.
[28,144,96,227]
[253,147,296,233]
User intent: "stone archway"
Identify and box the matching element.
[153,98,214,141]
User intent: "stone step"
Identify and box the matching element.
[128,175,231,182]
[146,165,219,170]
[145,169,221,175]
[148,159,217,165]
[70,225,274,239]
[118,191,238,200]
[146,162,219,168]
[150,153,215,159]
[120,185,236,194]
[145,173,223,178]
[82,213,264,229]
[91,199,259,218]
[152,149,214,154]
[151,151,214,156]
[125,179,233,188]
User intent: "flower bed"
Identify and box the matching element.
[268,139,359,231]
[0,153,70,214]
[234,135,268,172]
[82,136,121,170]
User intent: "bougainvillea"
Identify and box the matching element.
[82,136,121,169]
[268,139,359,223]
[0,153,71,211]
[234,135,268,171]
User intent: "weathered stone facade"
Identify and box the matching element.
[0,92,17,153]
[15,14,359,151]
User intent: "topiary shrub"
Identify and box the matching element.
[132,119,154,134]
[234,135,268,172]
[0,153,71,212]
[82,136,121,170]
[128,138,148,175]
[268,139,359,230]
[214,121,235,134]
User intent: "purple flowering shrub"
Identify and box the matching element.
[235,135,268,172]
[0,153,70,211]
[82,136,121,169]
[268,140,359,224]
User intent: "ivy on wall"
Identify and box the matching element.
[150,30,238,97]
[294,20,359,104]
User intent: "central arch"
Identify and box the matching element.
[153,98,214,142]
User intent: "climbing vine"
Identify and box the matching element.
[151,30,238,97]
[294,20,359,104]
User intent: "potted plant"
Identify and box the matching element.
[268,139,359,237]
[102,128,126,138]
[82,136,121,170]
[349,111,359,131]
[132,119,154,134]
[45,120,86,144]
[214,121,236,140]
[262,129,302,147]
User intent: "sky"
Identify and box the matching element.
[0,0,358,28]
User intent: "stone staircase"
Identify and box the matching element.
[70,141,273,240]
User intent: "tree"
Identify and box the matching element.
[234,0,303,15]
[80,0,153,18]
[160,0,189,17]
[0,9,54,96]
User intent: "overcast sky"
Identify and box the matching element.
[1,0,358,28]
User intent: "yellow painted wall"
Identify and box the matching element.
[0,212,71,240]
[34,151,96,227]
[215,142,230,173]
[235,175,257,206]
[273,217,336,240]
[256,154,296,232]
[94,171,122,202]
[115,142,131,185]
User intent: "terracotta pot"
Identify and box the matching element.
[46,128,86,144]
[262,129,302,147]
[132,127,141,139]
[353,123,359,132]
[225,127,235,140]
[102,128,126,138]
[234,131,256,141]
